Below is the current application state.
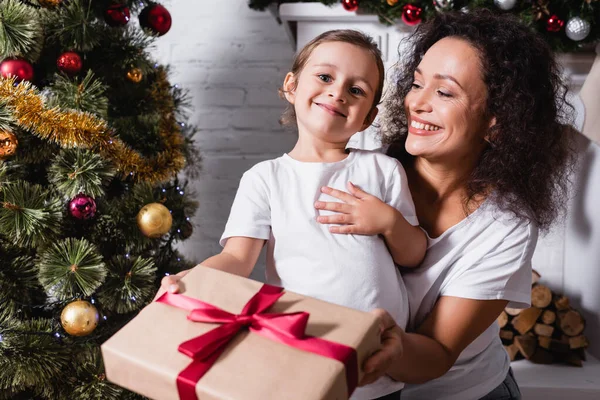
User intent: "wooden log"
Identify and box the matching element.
[531,284,552,308]
[530,347,555,364]
[538,336,570,353]
[532,269,541,285]
[554,295,570,311]
[514,335,537,359]
[559,351,583,367]
[511,307,542,335]
[558,309,585,336]
[500,330,514,341]
[534,323,554,337]
[569,335,589,350]
[504,343,520,361]
[541,309,556,325]
[505,307,523,316]
[497,311,509,328]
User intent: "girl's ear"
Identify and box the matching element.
[360,107,378,132]
[282,72,297,104]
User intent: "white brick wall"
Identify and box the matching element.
[152,0,297,280]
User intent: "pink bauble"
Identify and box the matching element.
[139,4,172,36]
[0,58,34,81]
[69,194,97,220]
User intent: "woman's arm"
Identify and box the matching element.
[361,296,508,385]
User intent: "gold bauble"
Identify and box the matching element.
[0,131,18,159]
[126,67,143,83]
[38,0,62,7]
[137,202,173,238]
[60,300,99,336]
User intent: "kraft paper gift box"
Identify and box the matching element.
[101,265,381,400]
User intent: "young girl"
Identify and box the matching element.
[159,30,427,400]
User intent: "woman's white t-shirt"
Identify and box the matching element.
[400,200,538,400]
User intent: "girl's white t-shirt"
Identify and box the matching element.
[401,200,538,400]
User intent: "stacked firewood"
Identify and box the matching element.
[498,270,589,366]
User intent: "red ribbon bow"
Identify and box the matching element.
[156,284,358,400]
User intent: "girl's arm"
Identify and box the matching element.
[360,297,508,385]
[315,183,426,267]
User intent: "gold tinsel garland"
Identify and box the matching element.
[0,70,185,183]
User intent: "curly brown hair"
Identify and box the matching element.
[382,10,575,232]
[279,29,385,127]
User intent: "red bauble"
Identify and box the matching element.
[104,4,130,27]
[402,4,423,26]
[57,52,82,75]
[139,4,172,36]
[546,15,564,33]
[69,194,97,220]
[341,0,359,12]
[0,58,34,82]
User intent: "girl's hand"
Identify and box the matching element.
[315,182,396,235]
[152,269,191,300]
[359,308,404,386]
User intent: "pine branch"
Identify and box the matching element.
[70,345,123,400]
[38,238,107,300]
[0,0,43,60]
[47,70,110,118]
[0,253,39,323]
[97,255,156,314]
[0,180,62,248]
[48,148,115,199]
[41,0,102,52]
[0,101,15,132]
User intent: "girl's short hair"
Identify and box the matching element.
[279,29,385,127]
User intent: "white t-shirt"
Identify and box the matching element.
[401,200,538,400]
[220,149,418,400]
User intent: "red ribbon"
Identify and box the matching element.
[156,284,358,400]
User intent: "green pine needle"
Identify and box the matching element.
[47,70,110,118]
[0,101,15,132]
[70,346,123,400]
[0,181,62,248]
[41,0,101,52]
[97,255,157,314]
[38,238,107,300]
[0,254,39,323]
[0,0,43,60]
[0,319,72,393]
[48,149,115,198]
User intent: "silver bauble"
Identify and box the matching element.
[493,0,517,11]
[433,0,454,12]
[565,17,591,42]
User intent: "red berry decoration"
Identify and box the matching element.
[69,194,97,220]
[402,4,423,26]
[104,4,130,27]
[546,15,564,33]
[57,52,82,75]
[139,3,172,36]
[0,58,34,82]
[341,0,359,12]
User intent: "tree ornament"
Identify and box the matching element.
[433,0,454,12]
[126,67,143,83]
[546,15,565,33]
[69,193,97,220]
[139,3,172,36]
[0,131,18,158]
[386,0,398,6]
[56,51,82,75]
[532,0,550,21]
[104,4,130,27]
[0,58,34,82]
[60,300,99,336]
[493,0,517,11]
[341,0,359,12]
[565,17,591,41]
[38,0,62,7]
[137,202,173,238]
[402,4,423,26]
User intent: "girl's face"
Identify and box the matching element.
[283,41,380,146]
[404,37,494,164]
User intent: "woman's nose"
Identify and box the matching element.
[408,89,433,113]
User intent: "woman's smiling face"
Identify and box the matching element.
[404,37,494,164]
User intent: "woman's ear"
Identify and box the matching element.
[360,107,379,132]
[484,116,497,144]
[282,72,297,104]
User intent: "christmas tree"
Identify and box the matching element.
[249,0,600,53]
[0,1,200,398]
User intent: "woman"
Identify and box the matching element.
[326,10,574,400]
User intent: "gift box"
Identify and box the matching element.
[101,265,381,400]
